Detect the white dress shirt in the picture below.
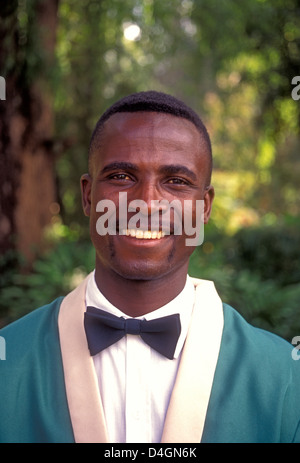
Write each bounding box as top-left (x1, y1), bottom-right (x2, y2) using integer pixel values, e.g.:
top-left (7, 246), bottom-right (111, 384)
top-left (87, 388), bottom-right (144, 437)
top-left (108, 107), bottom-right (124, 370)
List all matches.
top-left (85, 271), bottom-right (195, 443)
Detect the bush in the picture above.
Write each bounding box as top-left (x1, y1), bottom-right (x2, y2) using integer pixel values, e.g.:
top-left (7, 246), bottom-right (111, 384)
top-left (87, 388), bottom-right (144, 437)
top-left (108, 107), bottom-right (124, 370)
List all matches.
top-left (189, 224), bottom-right (300, 341)
top-left (225, 224), bottom-right (300, 286)
top-left (0, 241), bottom-right (95, 327)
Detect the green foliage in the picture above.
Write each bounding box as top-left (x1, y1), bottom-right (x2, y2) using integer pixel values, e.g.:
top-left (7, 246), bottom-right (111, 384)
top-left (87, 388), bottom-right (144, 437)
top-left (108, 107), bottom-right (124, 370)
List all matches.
top-left (0, 240), bottom-right (95, 327)
top-left (189, 223), bottom-right (300, 341)
top-left (0, 0), bottom-right (51, 86)
top-left (225, 224), bottom-right (300, 286)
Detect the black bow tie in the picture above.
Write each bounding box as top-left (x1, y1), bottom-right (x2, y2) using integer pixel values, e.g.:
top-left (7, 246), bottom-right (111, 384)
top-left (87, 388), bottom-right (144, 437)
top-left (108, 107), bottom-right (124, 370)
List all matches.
top-left (84, 306), bottom-right (181, 360)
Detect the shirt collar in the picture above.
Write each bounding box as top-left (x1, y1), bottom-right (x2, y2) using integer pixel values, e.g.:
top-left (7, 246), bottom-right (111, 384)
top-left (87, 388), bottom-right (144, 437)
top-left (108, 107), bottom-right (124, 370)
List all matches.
top-left (85, 270), bottom-right (195, 359)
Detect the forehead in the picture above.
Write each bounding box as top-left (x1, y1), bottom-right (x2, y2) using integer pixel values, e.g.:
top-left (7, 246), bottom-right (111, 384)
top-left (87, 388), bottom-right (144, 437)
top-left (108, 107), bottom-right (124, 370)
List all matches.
top-left (100, 111), bottom-right (201, 147)
top-left (90, 111), bottom-right (209, 172)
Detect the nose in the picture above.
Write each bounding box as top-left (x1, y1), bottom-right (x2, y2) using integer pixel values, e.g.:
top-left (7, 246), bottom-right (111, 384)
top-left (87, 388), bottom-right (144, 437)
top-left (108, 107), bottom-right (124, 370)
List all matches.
top-left (128, 180), bottom-right (169, 216)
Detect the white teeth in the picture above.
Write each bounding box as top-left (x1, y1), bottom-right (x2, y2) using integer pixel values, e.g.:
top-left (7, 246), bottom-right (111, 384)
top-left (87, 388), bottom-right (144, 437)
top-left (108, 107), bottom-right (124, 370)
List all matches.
top-left (121, 229), bottom-right (165, 239)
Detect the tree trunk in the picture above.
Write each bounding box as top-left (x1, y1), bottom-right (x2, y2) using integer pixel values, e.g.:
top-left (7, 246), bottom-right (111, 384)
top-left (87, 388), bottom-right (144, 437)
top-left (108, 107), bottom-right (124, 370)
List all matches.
top-left (0, 0), bottom-right (59, 265)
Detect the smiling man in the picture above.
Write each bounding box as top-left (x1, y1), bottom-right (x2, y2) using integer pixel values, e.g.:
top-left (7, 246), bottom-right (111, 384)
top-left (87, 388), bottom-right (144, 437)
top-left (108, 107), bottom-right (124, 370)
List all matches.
top-left (81, 105), bottom-right (213, 316)
top-left (0, 91), bottom-right (300, 443)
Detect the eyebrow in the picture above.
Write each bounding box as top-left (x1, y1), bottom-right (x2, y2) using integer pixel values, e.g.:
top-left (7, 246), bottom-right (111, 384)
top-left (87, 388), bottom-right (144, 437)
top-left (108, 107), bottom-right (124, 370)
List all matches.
top-left (159, 164), bottom-right (197, 182)
top-left (100, 162), bottom-right (138, 174)
top-left (100, 161), bottom-right (197, 182)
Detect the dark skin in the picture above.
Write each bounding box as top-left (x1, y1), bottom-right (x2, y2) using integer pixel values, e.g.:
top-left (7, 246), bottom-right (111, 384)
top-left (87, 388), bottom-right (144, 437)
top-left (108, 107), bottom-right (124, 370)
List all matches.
top-left (81, 111), bottom-right (214, 317)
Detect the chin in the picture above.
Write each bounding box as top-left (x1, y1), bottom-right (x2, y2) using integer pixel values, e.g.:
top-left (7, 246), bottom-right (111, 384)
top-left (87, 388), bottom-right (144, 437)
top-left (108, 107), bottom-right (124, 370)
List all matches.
top-left (112, 260), bottom-right (173, 281)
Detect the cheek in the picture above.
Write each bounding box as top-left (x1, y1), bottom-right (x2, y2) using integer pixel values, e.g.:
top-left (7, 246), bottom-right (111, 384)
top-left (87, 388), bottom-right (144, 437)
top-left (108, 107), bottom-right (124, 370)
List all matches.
top-left (89, 184), bottom-right (118, 222)
top-left (180, 199), bottom-right (205, 249)
top-left (181, 198), bottom-right (204, 226)
top-left (90, 224), bottom-right (116, 268)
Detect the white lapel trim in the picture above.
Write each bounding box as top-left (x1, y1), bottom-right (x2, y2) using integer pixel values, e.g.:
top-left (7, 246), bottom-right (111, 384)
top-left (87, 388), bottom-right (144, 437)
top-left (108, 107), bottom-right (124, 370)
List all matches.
top-left (161, 278), bottom-right (224, 443)
top-left (58, 274), bottom-right (109, 443)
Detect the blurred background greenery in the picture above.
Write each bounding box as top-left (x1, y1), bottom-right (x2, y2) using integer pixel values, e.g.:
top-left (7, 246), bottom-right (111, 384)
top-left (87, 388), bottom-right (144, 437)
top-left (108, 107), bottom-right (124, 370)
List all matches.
top-left (0, 0), bottom-right (299, 340)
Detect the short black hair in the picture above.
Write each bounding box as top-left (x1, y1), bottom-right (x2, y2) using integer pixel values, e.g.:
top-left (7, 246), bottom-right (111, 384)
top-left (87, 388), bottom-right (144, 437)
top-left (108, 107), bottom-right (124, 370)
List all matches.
top-left (89, 90), bottom-right (212, 180)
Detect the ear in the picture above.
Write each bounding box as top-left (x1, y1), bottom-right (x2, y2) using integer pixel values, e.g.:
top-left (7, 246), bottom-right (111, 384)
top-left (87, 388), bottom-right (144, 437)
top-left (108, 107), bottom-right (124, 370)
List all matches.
top-left (203, 185), bottom-right (214, 224)
top-left (80, 173), bottom-right (92, 217)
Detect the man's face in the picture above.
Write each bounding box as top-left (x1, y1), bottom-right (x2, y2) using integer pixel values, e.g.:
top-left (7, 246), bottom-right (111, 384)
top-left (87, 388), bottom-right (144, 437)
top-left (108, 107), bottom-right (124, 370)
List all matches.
top-left (81, 111), bottom-right (214, 282)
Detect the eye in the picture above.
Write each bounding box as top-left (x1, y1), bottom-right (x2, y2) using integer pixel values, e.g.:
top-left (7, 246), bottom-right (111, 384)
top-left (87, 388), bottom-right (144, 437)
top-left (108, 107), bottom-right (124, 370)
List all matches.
top-left (166, 177), bottom-right (190, 186)
top-left (109, 173), bottom-right (133, 181)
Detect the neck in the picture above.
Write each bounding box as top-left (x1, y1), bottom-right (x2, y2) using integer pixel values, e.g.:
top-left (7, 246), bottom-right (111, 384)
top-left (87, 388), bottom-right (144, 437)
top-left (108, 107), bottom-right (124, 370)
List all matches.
top-left (94, 263), bottom-right (189, 317)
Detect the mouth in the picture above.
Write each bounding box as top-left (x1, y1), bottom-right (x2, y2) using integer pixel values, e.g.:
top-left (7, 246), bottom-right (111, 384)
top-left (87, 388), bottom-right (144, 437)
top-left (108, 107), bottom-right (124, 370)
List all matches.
top-left (120, 229), bottom-right (167, 240)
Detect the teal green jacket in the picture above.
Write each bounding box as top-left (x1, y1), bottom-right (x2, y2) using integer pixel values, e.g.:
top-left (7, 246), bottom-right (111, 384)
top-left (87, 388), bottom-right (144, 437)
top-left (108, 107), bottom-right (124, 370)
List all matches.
top-left (0, 298), bottom-right (300, 443)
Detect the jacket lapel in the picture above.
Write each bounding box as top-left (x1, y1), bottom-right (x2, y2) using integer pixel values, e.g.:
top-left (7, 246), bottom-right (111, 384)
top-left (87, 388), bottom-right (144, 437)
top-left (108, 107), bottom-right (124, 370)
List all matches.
top-left (161, 278), bottom-right (224, 443)
top-left (58, 274), bottom-right (109, 443)
top-left (58, 275), bottom-right (224, 443)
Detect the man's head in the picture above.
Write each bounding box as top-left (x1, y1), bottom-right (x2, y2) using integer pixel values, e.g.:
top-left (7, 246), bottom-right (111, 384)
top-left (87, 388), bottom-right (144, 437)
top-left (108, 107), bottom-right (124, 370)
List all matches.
top-left (88, 90), bottom-right (213, 185)
top-left (81, 91), bottom-right (214, 285)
